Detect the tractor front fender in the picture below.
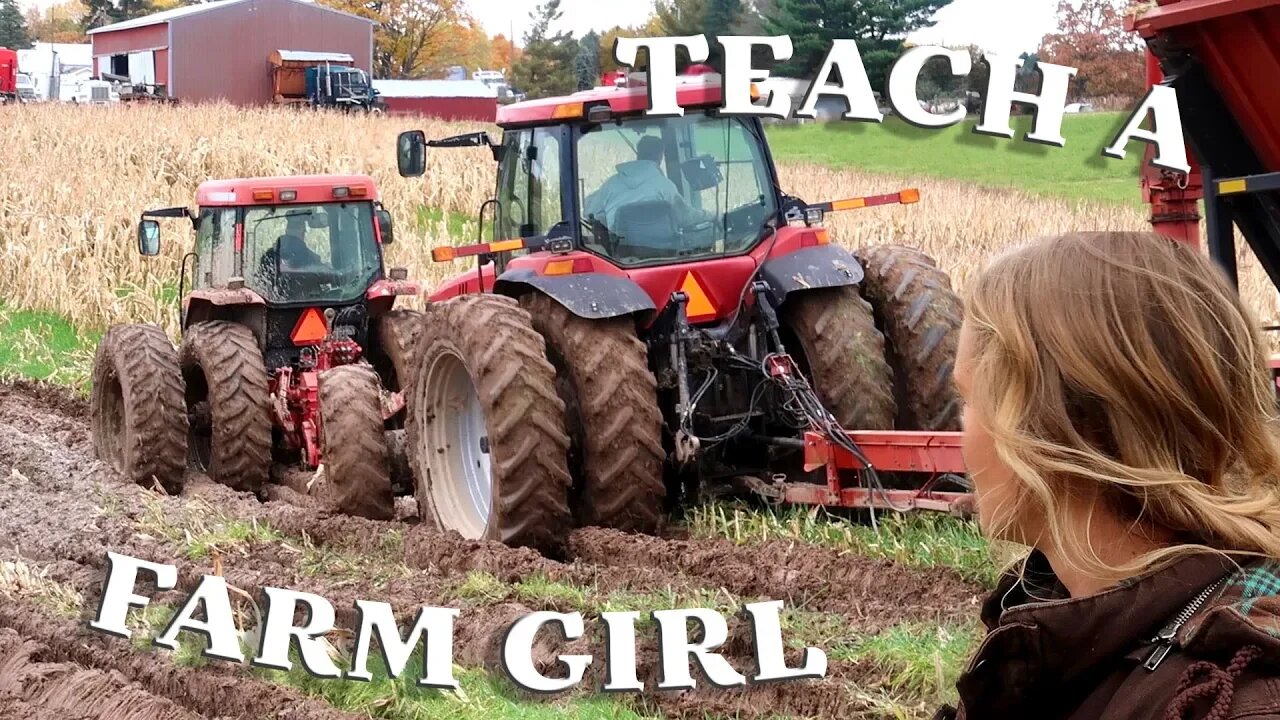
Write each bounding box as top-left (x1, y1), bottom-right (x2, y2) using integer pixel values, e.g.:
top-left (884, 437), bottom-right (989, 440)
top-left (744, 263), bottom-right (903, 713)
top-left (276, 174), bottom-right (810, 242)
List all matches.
top-left (495, 269), bottom-right (656, 321)
top-left (759, 244), bottom-right (865, 305)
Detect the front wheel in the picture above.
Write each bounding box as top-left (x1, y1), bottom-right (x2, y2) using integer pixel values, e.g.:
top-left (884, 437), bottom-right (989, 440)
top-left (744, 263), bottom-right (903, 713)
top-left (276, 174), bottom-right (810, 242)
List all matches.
top-left (406, 294), bottom-right (573, 554)
top-left (780, 285), bottom-right (897, 431)
top-left (317, 364), bottom-right (395, 520)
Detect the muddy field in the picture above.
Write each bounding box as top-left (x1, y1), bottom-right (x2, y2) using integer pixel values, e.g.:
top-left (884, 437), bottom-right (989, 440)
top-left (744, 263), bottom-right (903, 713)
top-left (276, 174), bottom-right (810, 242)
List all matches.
top-left (0, 380), bottom-right (985, 719)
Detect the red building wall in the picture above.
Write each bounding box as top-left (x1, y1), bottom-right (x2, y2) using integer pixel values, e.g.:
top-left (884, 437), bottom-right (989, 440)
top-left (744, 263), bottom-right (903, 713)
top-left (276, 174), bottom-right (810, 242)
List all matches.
top-left (381, 96), bottom-right (497, 123)
top-left (92, 0), bottom-right (372, 104)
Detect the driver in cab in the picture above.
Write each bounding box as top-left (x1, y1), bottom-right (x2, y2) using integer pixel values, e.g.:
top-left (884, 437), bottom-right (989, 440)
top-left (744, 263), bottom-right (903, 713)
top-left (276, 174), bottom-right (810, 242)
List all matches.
top-left (582, 135), bottom-right (713, 249)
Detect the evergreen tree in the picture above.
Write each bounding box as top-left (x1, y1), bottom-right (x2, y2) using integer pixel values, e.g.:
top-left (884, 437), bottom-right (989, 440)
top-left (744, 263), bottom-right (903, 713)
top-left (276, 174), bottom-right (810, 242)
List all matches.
top-left (701, 0), bottom-right (742, 71)
top-left (512, 0), bottom-right (577, 99)
top-left (82, 0), bottom-right (154, 31)
top-left (763, 0), bottom-right (953, 91)
top-left (0, 0), bottom-right (32, 49)
top-left (574, 30), bottom-right (600, 91)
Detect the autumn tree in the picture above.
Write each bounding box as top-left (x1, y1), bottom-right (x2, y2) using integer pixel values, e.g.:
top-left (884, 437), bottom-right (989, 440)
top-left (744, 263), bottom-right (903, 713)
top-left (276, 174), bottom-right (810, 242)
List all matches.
top-left (598, 21), bottom-right (662, 73)
top-left (512, 0), bottom-right (576, 98)
top-left (25, 0), bottom-right (89, 43)
top-left (317, 0), bottom-right (464, 78)
top-left (0, 0), bottom-right (32, 48)
top-left (81, 0), bottom-right (153, 30)
top-left (423, 18), bottom-right (495, 77)
top-left (1039, 0), bottom-right (1144, 101)
top-left (491, 33), bottom-right (519, 75)
top-left (574, 30), bottom-right (600, 90)
top-left (763, 0), bottom-right (953, 91)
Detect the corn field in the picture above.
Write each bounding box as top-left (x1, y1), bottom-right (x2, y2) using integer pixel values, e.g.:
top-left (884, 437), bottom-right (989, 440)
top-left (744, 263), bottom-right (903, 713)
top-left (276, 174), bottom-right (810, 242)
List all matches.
top-left (2, 102), bottom-right (1277, 342)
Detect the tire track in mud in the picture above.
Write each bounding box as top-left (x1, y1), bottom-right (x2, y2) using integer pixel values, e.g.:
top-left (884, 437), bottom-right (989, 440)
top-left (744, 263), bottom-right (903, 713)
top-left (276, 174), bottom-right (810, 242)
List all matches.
top-left (0, 381), bottom-right (980, 718)
top-left (0, 595), bottom-right (366, 720)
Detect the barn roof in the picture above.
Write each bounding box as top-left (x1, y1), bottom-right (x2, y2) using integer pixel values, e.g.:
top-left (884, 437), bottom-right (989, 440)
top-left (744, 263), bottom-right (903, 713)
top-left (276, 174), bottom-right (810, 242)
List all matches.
top-left (275, 50), bottom-right (354, 63)
top-left (372, 79), bottom-right (497, 99)
top-left (87, 0), bottom-right (374, 35)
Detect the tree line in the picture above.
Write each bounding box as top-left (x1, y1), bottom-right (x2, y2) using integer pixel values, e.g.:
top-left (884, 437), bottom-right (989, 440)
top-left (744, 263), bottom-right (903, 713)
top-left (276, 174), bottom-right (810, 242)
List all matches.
top-left (2, 0), bottom-right (1146, 107)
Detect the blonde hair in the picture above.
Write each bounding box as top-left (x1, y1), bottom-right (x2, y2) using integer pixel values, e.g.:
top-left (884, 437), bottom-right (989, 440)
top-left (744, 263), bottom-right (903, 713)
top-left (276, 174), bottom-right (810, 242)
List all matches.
top-left (963, 231), bottom-right (1280, 583)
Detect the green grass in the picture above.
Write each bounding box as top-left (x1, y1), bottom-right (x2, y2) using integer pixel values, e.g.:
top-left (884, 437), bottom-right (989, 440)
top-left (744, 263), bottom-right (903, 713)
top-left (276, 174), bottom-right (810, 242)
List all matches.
top-left (139, 495), bottom-right (284, 561)
top-left (764, 112), bottom-right (1146, 206)
top-left (0, 303), bottom-right (99, 392)
top-left (687, 504), bottom-right (999, 588)
top-left (417, 205), bottom-right (487, 241)
top-left (836, 620), bottom-right (983, 709)
top-left (252, 643), bottom-right (655, 720)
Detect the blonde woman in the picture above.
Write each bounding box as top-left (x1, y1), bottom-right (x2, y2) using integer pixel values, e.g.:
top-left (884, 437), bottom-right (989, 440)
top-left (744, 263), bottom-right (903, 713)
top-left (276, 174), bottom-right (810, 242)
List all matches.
top-left (940, 231), bottom-right (1280, 720)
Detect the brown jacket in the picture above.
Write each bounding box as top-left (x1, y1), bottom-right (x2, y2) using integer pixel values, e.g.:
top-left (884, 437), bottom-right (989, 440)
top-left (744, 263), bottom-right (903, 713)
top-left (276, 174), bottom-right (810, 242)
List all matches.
top-left (937, 550), bottom-right (1280, 720)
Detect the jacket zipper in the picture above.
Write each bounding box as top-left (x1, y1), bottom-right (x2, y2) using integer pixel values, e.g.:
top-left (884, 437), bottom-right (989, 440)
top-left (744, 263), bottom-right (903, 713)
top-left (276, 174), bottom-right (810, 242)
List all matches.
top-left (1143, 575), bottom-right (1228, 671)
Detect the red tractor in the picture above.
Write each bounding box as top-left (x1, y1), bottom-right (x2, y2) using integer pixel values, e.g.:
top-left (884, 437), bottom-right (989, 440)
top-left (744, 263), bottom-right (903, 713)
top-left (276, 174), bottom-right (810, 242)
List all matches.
top-left (89, 174), bottom-right (422, 520)
top-left (395, 77), bottom-right (969, 553)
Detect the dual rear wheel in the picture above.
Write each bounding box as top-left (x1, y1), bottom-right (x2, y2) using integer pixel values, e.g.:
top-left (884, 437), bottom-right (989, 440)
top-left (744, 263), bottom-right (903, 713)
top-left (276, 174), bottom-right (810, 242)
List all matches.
top-left (406, 244), bottom-right (962, 554)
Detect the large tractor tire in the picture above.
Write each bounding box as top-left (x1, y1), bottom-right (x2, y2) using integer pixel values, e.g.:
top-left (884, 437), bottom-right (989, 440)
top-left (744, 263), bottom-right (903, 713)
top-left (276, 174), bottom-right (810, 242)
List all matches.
top-left (317, 364), bottom-right (395, 520)
top-left (179, 321), bottom-right (272, 493)
top-left (780, 285), bottom-right (897, 431)
top-left (369, 308), bottom-right (424, 409)
top-left (519, 293), bottom-right (666, 535)
top-left (853, 244), bottom-right (964, 431)
top-left (370, 308), bottom-right (425, 495)
top-left (89, 323), bottom-right (188, 494)
top-left (407, 294), bottom-right (573, 554)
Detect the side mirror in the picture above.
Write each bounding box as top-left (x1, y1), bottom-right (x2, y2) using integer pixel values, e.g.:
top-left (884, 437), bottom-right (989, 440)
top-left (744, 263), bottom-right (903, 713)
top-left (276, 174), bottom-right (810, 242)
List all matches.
top-left (138, 219), bottom-right (160, 256)
top-left (397, 130), bottom-right (426, 177)
top-left (377, 207), bottom-right (394, 245)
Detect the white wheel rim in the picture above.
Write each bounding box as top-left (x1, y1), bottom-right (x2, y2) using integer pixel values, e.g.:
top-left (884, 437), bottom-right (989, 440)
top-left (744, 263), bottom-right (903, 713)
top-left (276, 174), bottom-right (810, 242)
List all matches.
top-left (425, 349), bottom-right (492, 537)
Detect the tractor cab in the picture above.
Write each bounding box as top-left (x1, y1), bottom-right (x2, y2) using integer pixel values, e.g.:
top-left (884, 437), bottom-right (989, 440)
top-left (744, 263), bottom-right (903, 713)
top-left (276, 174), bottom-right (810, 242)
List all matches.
top-left (137, 174), bottom-right (414, 370)
top-left (399, 76), bottom-right (785, 273)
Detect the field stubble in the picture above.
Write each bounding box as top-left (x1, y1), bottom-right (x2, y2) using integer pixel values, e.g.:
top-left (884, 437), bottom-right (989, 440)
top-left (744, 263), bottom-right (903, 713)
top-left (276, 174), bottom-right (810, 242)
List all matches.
top-left (3, 102), bottom-right (1276, 343)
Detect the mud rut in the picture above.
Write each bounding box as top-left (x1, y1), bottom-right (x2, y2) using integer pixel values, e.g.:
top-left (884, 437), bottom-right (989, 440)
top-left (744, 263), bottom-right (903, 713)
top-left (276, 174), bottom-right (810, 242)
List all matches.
top-left (0, 381), bottom-right (984, 719)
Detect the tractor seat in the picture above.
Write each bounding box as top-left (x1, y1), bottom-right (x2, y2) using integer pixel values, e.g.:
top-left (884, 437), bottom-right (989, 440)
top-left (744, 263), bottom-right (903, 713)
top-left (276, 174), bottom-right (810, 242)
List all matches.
top-left (612, 200), bottom-right (679, 259)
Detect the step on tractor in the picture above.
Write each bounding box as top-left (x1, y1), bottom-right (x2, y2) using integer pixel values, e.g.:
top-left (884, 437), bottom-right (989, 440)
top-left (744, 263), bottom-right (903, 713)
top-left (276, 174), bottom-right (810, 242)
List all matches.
top-left (395, 75), bottom-right (972, 554)
top-left (89, 175), bottom-right (422, 520)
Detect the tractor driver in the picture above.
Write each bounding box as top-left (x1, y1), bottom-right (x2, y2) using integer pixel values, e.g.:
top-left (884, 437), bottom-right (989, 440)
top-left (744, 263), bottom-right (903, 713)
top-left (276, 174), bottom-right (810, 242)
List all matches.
top-left (255, 231), bottom-right (326, 296)
top-left (582, 134), bottom-right (713, 252)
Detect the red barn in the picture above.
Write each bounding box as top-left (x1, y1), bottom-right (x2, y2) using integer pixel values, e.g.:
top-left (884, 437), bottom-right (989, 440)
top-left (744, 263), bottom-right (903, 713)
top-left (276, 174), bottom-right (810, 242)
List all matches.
top-left (87, 0), bottom-right (373, 105)
top-left (372, 79), bottom-right (497, 123)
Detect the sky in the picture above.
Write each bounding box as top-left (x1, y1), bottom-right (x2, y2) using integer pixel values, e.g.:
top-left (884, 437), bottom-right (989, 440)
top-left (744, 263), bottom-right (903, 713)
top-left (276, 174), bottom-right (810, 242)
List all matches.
top-left (17, 0), bottom-right (1062, 58)
top-left (466, 0), bottom-right (1061, 57)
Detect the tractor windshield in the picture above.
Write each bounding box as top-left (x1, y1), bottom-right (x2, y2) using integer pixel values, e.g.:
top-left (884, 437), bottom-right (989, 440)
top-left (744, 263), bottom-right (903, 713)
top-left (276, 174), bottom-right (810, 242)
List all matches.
top-left (576, 111), bottom-right (778, 267)
top-left (244, 201), bottom-right (382, 304)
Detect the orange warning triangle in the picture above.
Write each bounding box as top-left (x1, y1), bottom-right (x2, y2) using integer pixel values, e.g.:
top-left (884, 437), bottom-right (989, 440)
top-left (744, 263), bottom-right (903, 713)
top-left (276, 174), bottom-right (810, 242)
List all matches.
top-left (291, 308), bottom-right (329, 345)
top-left (679, 272), bottom-right (717, 320)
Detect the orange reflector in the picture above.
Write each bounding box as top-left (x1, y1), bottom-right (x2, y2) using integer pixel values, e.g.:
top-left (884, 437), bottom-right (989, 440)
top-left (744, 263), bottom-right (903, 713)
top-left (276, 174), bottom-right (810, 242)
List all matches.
top-left (489, 238), bottom-right (524, 253)
top-left (750, 83), bottom-right (761, 100)
top-left (431, 246), bottom-right (457, 262)
top-left (815, 229), bottom-right (830, 245)
top-left (350, 186), bottom-right (368, 197)
top-left (253, 189), bottom-right (274, 202)
top-left (679, 272), bottom-right (717, 320)
top-left (831, 197), bottom-right (866, 211)
top-left (899, 188), bottom-right (920, 204)
top-left (552, 102), bottom-right (583, 119)
top-left (544, 259), bottom-right (575, 276)
top-left (291, 308), bottom-right (329, 346)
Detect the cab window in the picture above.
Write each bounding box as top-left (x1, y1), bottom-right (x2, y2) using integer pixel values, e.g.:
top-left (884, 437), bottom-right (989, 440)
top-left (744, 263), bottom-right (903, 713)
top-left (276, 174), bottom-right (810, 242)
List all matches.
top-left (194, 208), bottom-right (236, 288)
top-left (496, 128), bottom-right (564, 240)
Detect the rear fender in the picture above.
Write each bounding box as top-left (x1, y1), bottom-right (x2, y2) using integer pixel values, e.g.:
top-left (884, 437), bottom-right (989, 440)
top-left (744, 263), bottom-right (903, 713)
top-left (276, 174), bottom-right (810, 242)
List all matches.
top-left (495, 269), bottom-right (656, 321)
top-left (181, 289), bottom-right (267, 343)
top-left (759, 244), bottom-right (864, 305)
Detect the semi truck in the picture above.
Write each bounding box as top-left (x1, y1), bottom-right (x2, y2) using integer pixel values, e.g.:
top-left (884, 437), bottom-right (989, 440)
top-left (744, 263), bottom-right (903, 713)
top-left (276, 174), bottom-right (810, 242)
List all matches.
top-left (269, 49), bottom-right (385, 112)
